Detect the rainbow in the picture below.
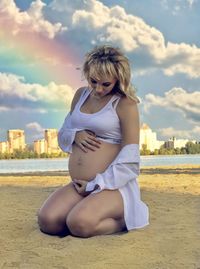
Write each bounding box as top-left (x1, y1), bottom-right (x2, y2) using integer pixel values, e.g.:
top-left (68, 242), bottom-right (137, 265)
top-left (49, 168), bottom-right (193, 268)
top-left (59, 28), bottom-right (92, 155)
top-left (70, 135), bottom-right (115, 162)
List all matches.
top-left (0, 24), bottom-right (82, 88)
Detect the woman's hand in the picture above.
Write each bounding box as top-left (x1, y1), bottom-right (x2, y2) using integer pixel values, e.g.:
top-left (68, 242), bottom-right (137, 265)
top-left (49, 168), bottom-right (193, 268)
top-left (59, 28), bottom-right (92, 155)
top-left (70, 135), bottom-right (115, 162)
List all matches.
top-left (74, 130), bottom-right (102, 152)
top-left (72, 179), bottom-right (90, 197)
top-left (72, 179), bottom-right (99, 196)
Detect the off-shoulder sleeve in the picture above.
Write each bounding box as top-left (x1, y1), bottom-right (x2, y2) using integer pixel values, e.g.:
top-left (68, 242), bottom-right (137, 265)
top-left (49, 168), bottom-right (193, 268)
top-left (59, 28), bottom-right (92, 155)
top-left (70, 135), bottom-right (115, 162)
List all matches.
top-left (85, 144), bottom-right (140, 193)
top-left (58, 112), bottom-right (84, 153)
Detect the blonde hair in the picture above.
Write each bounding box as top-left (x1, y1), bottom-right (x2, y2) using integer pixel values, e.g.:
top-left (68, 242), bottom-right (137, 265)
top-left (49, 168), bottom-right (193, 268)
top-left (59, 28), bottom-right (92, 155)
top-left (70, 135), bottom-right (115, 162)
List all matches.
top-left (82, 45), bottom-right (139, 103)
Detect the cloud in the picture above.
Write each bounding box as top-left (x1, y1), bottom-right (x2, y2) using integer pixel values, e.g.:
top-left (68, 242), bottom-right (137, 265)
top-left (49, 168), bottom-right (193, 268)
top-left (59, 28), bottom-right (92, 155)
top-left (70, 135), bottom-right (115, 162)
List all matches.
top-left (187, 0), bottom-right (195, 7)
top-left (2, 0), bottom-right (200, 78)
top-left (0, 105), bottom-right (48, 113)
top-left (185, 0), bottom-right (198, 8)
top-left (0, 0), bottom-right (66, 39)
top-left (143, 87), bottom-right (200, 123)
top-left (71, 1), bottom-right (165, 53)
top-left (0, 72), bottom-right (74, 111)
top-left (163, 43), bottom-right (200, 78)
top-left (26, 122), bottom-right (44, 133)
top-left (158, 126), bottom-right (200, 140)
top-left (0, 72), bottom-right (73, 103)
top-left (0, 106), bottom-right (10, 112)
top-left (161, 0), bottom-right (197, 11)
top-left (26, 121), bottom-right (45, 141)
top-left (0, 0), bottom-right (71, 68)
top-left (72, 1), bottom-right (110, 28)
top-left (48, 0), bottom-right (200, 78)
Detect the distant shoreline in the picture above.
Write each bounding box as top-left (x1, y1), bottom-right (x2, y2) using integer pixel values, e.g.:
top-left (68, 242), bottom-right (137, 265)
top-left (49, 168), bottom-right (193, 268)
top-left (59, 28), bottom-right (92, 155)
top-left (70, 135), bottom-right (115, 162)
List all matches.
top-left (0, 153), bottom-right (200, 161)
top-left (0, 164), bottom-right (199, 177)
top-left (0, 170), bottom-right (70, 177)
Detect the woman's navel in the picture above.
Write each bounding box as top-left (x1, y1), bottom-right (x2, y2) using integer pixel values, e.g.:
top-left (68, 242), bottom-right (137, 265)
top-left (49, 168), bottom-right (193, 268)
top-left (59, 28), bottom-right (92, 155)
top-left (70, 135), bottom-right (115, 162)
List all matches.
top-left (77, 156), bottom-right (83, 166)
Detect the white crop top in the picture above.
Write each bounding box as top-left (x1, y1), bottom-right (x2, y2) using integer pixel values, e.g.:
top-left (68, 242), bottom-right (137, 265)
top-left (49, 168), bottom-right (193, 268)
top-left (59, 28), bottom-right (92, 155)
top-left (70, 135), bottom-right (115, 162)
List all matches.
top-left (69, 87), bottom-right (122, 144)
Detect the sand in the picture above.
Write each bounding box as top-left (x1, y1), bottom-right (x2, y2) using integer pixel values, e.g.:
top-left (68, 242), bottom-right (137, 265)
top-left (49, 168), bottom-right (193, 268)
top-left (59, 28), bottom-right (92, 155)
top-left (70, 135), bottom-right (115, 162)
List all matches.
top-left (0, 165), bottom-right (199, 269)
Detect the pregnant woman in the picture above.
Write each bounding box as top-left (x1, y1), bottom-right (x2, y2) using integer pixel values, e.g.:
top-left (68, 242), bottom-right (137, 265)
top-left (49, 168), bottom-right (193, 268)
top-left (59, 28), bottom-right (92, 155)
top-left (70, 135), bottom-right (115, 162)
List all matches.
top-left (38, 45), bottom-right (149, 238)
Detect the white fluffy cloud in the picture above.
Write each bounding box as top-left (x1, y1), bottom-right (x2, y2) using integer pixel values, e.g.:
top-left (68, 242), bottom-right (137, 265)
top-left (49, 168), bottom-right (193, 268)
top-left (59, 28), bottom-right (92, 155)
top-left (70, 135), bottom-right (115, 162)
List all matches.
top-left (161, 0), bottom-right (197, 12)
top-left (163, 43), bottom-right (200, 78)
top-left (2, 0), bottom-right (200, 78)
top-left (187, 0), bottom-right (195, 7)
top-left (72, 1), bottom-right (165, 53)
top-left (26, 122), bottom-right (44, 132)
top-left (26, 122), bottom-right (46, 141)
top-left (0, 105), bottom-right (47, 113)
top-left (52, 0), bottom-right (200, 78)
top-left (0, 72), bottom-right (74, 110)
top-left (143, 87), bottom-right (200, 123)
top-left (0, 0), bottom-right (66, 38)
top-left (0, 106), bottom-right (9, 112)
top-left (158, 126), bottom-right (200, 140)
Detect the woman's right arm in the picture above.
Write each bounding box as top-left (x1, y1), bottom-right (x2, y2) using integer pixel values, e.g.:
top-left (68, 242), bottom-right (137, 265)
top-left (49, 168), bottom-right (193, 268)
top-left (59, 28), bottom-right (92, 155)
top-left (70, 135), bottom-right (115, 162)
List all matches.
top-left (57, 87), bottom-right (86, 153)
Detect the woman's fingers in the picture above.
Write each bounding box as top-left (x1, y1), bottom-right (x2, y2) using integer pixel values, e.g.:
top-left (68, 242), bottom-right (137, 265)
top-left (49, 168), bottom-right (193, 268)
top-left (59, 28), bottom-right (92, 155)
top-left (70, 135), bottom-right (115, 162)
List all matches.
top-left (77, 132), bottom-right (102, 152)
top-left (74, 183), bottom-right (81, 194)
top-left (83, 140), bottom-right (100, 151)
top-left (73, 180), bottom-right (88, 196)
top-left (87, 135), bottom-right (102, 147)
top-left (83, 143), bottom-right (96, 151)
top-left (85, 130), bottom-right (96, 136)
top-left (78, 142), bottom-right (88, 153)
top-left (73, 180), bottom-right (80, 187)
top-left (89, 134), bottom-right (102, 144)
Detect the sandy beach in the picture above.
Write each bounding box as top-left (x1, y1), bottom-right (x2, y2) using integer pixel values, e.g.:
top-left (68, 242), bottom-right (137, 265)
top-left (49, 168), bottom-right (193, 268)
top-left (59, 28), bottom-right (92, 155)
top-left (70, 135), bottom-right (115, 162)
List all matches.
top-left (0, 165), bottom-right (199, 269)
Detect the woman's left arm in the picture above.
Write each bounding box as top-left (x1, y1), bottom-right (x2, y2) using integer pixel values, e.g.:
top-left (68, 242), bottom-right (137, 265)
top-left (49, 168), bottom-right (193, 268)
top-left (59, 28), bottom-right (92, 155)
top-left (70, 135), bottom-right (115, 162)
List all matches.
top-left (85, 97), bottom-right (141, 193)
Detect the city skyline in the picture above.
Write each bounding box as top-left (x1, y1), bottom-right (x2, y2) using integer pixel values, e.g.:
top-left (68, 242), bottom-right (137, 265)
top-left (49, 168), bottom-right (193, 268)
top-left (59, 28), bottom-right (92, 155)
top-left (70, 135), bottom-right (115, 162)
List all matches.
top-left (0, 122), bottom-right (198, 145)
top-left (0, 0), bottom-right (199, 143)
top-left (0, 124), bottom-right (197, 155)
top-left (0, 128), bottom-right (61, 155)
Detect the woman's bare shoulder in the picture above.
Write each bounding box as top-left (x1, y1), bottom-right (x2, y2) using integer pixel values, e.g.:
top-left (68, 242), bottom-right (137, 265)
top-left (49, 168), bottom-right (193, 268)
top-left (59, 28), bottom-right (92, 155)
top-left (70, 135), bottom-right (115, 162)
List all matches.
top-left (70, 87), bottom-right (86, 113)
top-left (117, 95), bottom-right (138, 117)
top-left (117, 96), bottom-right (140, 144)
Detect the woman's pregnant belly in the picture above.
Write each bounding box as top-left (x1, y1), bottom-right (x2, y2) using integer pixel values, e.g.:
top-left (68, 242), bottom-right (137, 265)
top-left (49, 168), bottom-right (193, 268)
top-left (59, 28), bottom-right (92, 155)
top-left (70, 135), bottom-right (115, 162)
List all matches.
top-left (68, 140), bottom-right (121, 181)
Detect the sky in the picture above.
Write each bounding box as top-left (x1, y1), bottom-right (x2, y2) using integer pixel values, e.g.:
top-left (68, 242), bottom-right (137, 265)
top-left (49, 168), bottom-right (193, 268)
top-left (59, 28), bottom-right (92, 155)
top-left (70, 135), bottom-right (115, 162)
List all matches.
top-left (0, 0), bottom-right (200, 144)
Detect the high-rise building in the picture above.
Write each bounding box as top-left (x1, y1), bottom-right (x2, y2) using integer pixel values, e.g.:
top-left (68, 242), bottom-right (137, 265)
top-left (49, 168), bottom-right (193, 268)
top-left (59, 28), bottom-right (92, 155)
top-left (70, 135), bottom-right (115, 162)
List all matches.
top-left (173, 138), bottom-right (191, 148)
top-left (164, 140), bottom-right (174, 149)
top-left (7, 129), bottom-right (26, 153)
top-left (0, 141), bottom-right (9, 153)
top-left (140, 123), bottom-right (164, 151)
top-left (34, 139), bottom-right (46, 154)
top-left (44, 129), bottom-right (60, 154)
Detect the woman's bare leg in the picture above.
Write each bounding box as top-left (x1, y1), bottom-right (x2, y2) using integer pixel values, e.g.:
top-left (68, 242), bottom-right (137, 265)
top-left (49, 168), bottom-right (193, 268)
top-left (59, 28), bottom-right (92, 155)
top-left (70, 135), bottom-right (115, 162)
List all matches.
top-left (66, 189), bottom-right (127, 238)
top-left (93, 217), bottom-right (127, 235)
top-left (37, 182), bottom-right (84, 235)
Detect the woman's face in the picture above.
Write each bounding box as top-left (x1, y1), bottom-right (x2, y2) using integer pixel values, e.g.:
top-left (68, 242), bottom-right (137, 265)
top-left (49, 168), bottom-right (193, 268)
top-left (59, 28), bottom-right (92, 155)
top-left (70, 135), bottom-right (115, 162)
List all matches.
top-left (89, 76), bottom-right (117, 98)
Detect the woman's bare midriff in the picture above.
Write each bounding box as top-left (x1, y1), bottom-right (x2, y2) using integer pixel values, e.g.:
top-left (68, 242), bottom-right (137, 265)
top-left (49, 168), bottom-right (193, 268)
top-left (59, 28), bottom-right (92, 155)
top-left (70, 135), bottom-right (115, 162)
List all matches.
top-left (68, 140), bottom-right (121, 181)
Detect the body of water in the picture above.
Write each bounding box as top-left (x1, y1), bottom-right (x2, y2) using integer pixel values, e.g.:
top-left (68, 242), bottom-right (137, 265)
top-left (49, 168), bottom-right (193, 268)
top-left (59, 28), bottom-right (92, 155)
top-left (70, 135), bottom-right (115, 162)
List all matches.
top-left (0, 154), bottom-right (199, 174)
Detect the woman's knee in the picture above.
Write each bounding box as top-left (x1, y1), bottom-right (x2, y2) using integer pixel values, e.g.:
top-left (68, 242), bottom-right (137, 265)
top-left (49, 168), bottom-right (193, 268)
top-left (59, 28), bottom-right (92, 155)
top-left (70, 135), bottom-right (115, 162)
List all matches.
top-left (66, 211), bottom-right (96, 238)
top-left (37, 207), bottom-right (51, 227)
top-left (37, 207), bottom-right (65, 235)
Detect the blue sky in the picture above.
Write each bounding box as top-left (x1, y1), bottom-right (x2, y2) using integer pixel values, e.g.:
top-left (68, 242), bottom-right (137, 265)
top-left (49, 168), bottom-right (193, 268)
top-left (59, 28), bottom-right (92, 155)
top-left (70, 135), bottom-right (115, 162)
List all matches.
top-left (0, 0), bottom-right (200, 144)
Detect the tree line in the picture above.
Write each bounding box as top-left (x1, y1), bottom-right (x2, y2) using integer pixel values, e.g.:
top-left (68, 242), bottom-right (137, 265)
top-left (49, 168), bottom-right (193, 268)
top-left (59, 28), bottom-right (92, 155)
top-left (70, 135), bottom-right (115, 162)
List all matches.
top-left (0, 149), bottom-right (68, 160)
top-left (0, 141), bottom-right (199, 159)
top-left (140, 141), bottom-right (200, 155)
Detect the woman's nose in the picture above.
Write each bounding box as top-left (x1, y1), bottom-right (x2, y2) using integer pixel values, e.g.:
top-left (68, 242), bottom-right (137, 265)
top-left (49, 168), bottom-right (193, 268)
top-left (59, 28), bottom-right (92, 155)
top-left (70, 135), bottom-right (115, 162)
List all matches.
top-left (96, 84), bottom-right (103, 92)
